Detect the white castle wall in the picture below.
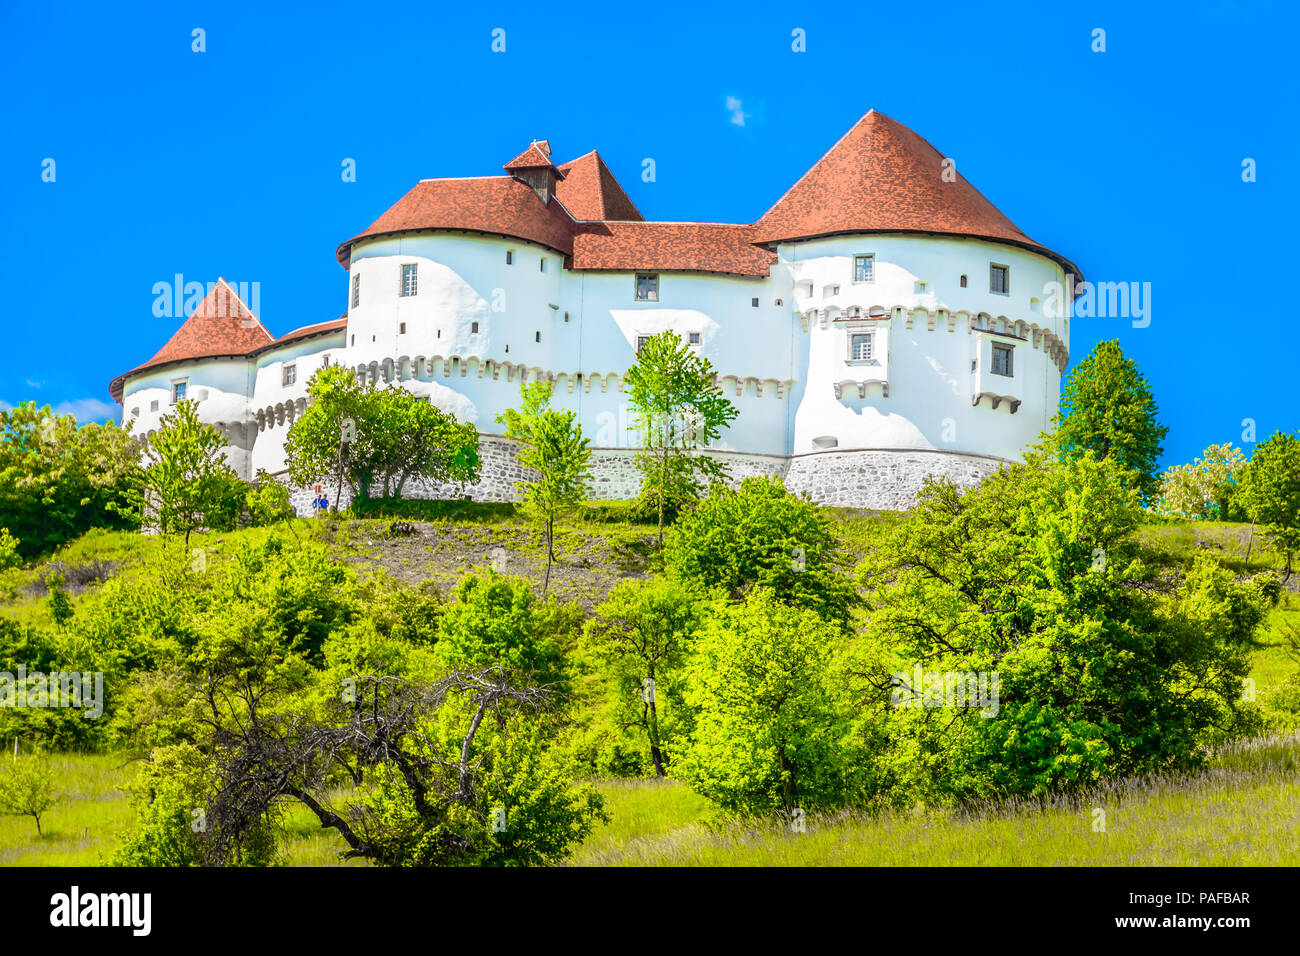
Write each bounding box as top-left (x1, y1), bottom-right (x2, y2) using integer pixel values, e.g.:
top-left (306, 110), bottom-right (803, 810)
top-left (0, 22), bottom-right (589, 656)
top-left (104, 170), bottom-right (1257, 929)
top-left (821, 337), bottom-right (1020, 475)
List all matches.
top-left (781, 235), bottom-right (1068, 460)
top-left (121, 230), bottom-right (1067, 513)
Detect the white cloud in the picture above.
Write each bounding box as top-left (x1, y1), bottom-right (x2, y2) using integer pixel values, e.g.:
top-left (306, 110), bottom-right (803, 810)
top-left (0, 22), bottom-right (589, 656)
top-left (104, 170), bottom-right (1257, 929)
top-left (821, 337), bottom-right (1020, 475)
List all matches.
top-left (25, 379), bottom-right (43, 389)
top-left (726, 96), bottom-right (749, 127)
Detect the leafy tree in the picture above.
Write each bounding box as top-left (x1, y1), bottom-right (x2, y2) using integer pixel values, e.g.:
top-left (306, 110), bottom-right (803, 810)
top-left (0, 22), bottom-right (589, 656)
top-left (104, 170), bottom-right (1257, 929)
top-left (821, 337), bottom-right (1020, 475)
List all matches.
top-left (0, 402), bottom-right (139, 557)
top-left (1237, 431), bottom-right (1300, 580)
top-left (0, 753), bottom-right (58, 837)
top-left (624, 331), bottom-right (738, 542)
top-left (287, 367), bottom-right (480, 505)
top-left (130, 400), bottom-right (241, 553)
top-left (1051, 340), bottom-right (1168, 501)
top-left (664, 475), bottom-right (857, 627)
top-left (354, 387), bottom-right (480, 499)
top-left (499, 381), bottom-right (591, 593)
top-left (496, 380), bottom-right (554, 445)
top-left (0, 528), bottom-right (19, 570)
top-left (284, 364), bottom-right (367, 509)
top-left (678, 589), bottom-right (854, 816)
top-left (244, 470), bottom-right (295, 526)
top-left (1154, 442), bottom-right (1247, 520)
top-left (433, 573), bottom-right (566, 687)
top-left (46, 575), bottom-right (73, 629)
top-left (579, 578), bottom-right (704, 776)
top-left (856, 449), bottom-right (1271, 801)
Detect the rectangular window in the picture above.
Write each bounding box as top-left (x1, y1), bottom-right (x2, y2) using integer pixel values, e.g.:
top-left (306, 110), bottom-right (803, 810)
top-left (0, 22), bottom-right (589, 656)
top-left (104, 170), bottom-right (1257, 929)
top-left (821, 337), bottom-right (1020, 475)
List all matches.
top-left (848, 332), bottom-right (874, 362)
top-left (351, 273), bottom-right (361, 308)
top-left (539, 257), bottom-right (547, 273)
top-left (506, 250), bottom-right (513, 265)
top-left (399, 322), bottom-right (406, 334)
top-left (150, 399), bottom-right (159, 412)
top-left (282, 364), bottom-right (296, 387)
top-left (636, 335), bottom-right (653, 355)
top-left (688, 331), bottom-right (701, 345)
top-left (960, 274), bottom-right (968, 288)
top-left (990, 264), bottom-right (1009, 295)
top-left (751, 297), bottom-right (759, 307)
top-left (171, 380), bottom-right (188, 404)
top-left (535, 331), bottom-right (541, 342)
top-left (991, 343), bottom-right (1014, 376)
top-left (854, 254), bottom-right (874, 283)
top-left (401, 263), bottom-right (418, 297)
top-left (635, 273), bottom-right (659, 301)
top-left (471, 321), bottom-right (479, 333)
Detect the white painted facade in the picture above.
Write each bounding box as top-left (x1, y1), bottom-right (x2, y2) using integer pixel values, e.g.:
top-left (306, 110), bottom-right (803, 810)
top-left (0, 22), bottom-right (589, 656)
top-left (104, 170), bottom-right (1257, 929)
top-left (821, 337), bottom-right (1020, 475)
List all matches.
top-left (119, 228), bottom-right (1069, 508)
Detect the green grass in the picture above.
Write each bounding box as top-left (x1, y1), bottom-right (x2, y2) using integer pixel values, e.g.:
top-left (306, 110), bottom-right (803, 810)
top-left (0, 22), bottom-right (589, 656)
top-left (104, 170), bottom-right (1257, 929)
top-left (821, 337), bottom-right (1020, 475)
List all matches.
top-left (571, 735), bottom-right (1300, 866)
top-left (5, 737), bottom-right (1298, 867)
top-left (0, 753), bottom-right (134, 866)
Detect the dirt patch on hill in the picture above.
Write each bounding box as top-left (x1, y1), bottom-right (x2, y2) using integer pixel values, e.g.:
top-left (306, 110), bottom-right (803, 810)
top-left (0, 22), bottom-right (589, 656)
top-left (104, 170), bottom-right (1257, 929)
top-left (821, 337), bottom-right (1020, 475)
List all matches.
top-left (341, 520), bottom-right (659, 610)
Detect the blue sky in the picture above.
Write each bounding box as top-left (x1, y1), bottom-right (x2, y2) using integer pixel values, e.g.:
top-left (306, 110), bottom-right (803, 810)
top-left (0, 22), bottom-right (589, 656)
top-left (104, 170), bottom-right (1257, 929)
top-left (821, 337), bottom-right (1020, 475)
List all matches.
top-left (1, 0), bottom-right (1295, 467)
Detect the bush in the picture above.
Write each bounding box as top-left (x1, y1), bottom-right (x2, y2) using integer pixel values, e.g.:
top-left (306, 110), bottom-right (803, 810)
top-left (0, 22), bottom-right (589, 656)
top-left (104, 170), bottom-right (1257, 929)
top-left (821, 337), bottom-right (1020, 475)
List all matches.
top-left (677, 590), bottom-right (857, 815)
top-left (244, 471), bottom-right (294, 527)
top-left (858, 449), bottom-right (1272, 802)
top-left (664, 475), bottom-right (856, 626)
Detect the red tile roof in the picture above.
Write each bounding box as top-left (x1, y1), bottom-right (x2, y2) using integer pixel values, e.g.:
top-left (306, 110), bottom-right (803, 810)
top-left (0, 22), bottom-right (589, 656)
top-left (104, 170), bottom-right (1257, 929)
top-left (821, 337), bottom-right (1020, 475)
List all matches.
top-left (251, 316), bottom-right (348, 355)
top-left (335, 175), bottom-right (575, 267)
top-left (556, 151), bottom-right (644, 222)
top-left (754, 110), bottom-right (1080, 278)
top-left (572, 222), bottom-right (774, 277)
top-left (110, 283), bottom-right (347, 402)
top-left (503, 140), bottom-right (564, 176)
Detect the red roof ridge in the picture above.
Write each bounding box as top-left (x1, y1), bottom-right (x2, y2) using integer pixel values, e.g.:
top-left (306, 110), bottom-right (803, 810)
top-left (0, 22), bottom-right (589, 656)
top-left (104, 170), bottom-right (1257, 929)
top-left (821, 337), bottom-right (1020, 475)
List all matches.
top-left (503, 141), bottom-right (565, 178)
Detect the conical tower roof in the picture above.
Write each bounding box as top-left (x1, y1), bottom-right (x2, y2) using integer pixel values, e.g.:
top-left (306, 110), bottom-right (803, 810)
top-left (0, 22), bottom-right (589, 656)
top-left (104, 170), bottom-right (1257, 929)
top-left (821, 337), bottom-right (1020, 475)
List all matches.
top-left (754, 110), bottom-right (1078, 278)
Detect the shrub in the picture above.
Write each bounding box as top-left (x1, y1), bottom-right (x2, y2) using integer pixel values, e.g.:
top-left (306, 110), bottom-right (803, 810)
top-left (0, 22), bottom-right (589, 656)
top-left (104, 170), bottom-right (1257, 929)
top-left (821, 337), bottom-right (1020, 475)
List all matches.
top-left (664, 475), bottom-right (856, 626)
top-left (677, 590), bottom-right (856, 816)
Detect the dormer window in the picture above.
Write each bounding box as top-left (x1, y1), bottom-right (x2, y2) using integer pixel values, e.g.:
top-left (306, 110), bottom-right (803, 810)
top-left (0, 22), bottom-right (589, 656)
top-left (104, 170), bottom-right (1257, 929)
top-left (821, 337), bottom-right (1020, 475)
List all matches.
top-left (635, 273), bottom-right (659, 301)
top-left (401, 263), bottom-right (418, 297)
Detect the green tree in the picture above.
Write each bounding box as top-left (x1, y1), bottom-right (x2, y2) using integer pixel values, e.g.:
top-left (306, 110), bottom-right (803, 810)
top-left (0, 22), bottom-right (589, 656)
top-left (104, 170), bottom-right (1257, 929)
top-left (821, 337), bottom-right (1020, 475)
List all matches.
top-left (0, 402), bottom-right (139, 557)
top-left (284, 365), bottom-right (370, 509)
top-left (664, 475), bottom-right (856, 627)
top-left (244, 470), bottom-right (295, 526)
top-left (580, 578), bottom-right (704, 776)
top-left (678, 590), bottom-right (854, 816)
top-left (1237, 431), bottom-right (1300, 580)
top-left (0, 528), bottom-right (19, 570)
top-left (433, 573), bottom-right (567, 687)
top-left (1051, 340), bottom-right (1168, 501)
top-left (624, 331), bottom-right (738, 542)
top-left (287, 367), bottom-right (480, 505)
top-left (857, 449), bottom-right (1271, 801)
top-left (0, 753), bottom-right (58, 837)
top-left (499, 381), bottom-right (591, 593)
top-left (1154, 442), bottom-right (1247, 520)
top-left (132, 401), bottom-right (241, 553)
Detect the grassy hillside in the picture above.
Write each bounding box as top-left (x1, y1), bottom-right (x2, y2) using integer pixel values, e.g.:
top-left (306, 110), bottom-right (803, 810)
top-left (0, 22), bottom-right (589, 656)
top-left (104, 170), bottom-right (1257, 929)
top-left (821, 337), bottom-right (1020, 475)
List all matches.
top-left (1, 508), bottom-right (1298, 866)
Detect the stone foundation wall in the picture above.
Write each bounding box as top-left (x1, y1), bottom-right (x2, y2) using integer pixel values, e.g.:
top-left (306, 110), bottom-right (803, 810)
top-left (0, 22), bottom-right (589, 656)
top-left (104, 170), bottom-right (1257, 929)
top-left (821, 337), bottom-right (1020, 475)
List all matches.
top-left (277, 434), bottom-right (1010, 516)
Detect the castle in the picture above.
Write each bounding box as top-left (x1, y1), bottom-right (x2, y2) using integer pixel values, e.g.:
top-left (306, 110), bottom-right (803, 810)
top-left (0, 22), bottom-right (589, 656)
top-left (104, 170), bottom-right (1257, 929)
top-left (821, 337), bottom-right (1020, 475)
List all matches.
top-left (111, 110), bottom-right (1080, 513)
